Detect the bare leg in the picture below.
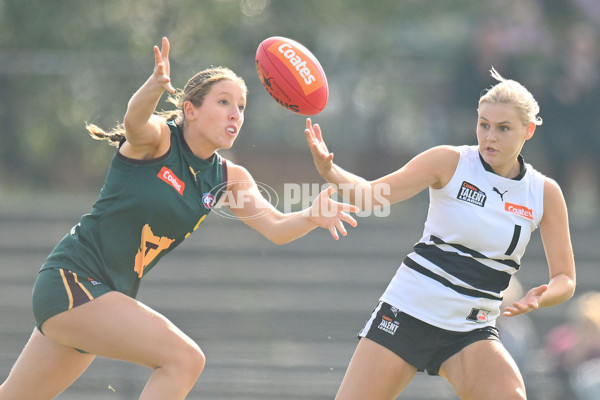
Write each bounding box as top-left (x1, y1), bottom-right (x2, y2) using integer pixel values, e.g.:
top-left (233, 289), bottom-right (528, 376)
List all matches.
top-left (335, 338), bottom-right (417, 400)
top-left (43, 291), bottom-right (205, 400)
top-left (3, 291), bottom-right (205, 400)
top-left (440, 340), bottom-right (526, 400)
top-left (0, 328), bottom-right (95, 399)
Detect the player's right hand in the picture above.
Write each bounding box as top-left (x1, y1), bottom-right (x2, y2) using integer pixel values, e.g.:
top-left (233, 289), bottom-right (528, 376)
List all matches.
top-left (305, 118), bottom-right (334, 178)
top-left (153, 37), bottom-right (175, 94)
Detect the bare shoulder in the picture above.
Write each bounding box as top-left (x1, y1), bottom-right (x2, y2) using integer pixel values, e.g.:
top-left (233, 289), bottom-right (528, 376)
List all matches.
top-left (426, 145), bottom-right (460, 161)
top-left (543, 177), bottom-right (567, 210)
top-left (225, 160), bottom-right (255, 190)
top-left (539, 176), bottom-right (570, 231)
top-left (120, 116), bottom-right (171, 160)
top-left (225, 159), bottom-right (250, 178)
top-left (419, 145), bottom-right (460, 189)
top-left (407, 145), bottom-right (459, 167)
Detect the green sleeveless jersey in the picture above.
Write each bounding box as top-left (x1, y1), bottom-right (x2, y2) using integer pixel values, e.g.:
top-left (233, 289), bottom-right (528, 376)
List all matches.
top-left (42, 121), bottom-right (227, 297)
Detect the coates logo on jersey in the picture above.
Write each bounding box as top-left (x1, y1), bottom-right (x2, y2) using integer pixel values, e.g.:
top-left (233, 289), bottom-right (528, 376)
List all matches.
top-left (505, 202), bottom-right (534, 220)
top-left (504, 203), bottom-right (533, 219)
top-left (158, 166), bottom-right (185, 195)
top-left (202, 193), bottom-right (216, 209)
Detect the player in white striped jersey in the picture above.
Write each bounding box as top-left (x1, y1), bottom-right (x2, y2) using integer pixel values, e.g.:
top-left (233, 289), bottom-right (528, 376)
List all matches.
top-left (305, 68), bottom-right (576, 400)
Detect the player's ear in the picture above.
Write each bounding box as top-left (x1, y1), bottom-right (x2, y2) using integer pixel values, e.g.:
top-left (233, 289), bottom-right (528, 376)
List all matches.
top-left (183, 101), bottom-right (197, 120)
top-left (525, 122), bottom-right (536, 140)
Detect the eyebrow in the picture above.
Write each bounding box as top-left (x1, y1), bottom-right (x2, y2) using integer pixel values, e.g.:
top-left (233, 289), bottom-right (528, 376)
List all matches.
top-left (215, 90), bottom-right (246, 100)
top-left (478, 116), bottom-right (512, 125)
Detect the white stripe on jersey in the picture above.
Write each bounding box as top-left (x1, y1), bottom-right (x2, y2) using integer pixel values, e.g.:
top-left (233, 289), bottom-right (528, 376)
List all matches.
top-left (380, 145), bottom-right (545, 331)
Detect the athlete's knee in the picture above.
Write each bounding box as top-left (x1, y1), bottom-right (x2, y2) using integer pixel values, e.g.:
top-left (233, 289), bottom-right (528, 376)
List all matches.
top-left (490, 388), bottom-right (526, 400)
top-left (183, 344), bottom-right (206, 378)
top-left (165, 340), bottom-right (206, 381)
top-left (502, 387), bottom-right (527, 400)
top-left (457, 386), bottom-right (526, 400)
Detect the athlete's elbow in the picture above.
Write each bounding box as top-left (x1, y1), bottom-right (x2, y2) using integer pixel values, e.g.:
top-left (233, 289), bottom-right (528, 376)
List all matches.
top-left (565, 276), bottom-right (577, 300)
top-left (562, 269), bottom-right (577, 298)
top-left (267, 233), bottom-right (293, 246)
top-left (551, 273), bottom-right (577, 305)
top-left (122, 117), bottom-right (144, 137)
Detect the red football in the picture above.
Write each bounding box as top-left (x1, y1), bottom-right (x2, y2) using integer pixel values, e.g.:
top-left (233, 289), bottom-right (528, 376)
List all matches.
top-left (256, 36), bottom-right (329, 116)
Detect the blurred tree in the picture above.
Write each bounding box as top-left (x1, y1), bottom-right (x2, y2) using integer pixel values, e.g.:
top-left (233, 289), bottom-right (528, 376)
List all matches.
top-left (0, 0), bottom-right (593, 198)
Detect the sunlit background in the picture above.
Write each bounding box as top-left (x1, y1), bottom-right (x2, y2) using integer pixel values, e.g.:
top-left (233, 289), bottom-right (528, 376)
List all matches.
top-left (1, 1), bottom-right (599, 399)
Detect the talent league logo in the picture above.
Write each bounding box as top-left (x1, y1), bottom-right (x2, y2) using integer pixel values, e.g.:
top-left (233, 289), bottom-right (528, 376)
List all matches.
top-left (457, 181), bottom-right (487, 207)
top-left (377, 315), bottom-right (399, 335)
top-left (87, 277), bottom-right (102, 286)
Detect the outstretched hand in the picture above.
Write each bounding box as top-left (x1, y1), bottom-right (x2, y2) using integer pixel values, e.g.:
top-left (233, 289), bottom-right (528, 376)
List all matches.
top-left (153, 37), bottom-right (175, 94)
top-left (305, 118), bottom-right (334, 178)
top-left (503, 284), bottom-right (548, 317)
top-left (307, 186), bottom-right (358, 240)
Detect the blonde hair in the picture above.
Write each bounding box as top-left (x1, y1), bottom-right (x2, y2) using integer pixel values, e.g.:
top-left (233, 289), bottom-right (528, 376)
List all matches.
top-left (478, 67), bottom-right (542, 127)
top-left (87, 66), bottom-right (247, 147)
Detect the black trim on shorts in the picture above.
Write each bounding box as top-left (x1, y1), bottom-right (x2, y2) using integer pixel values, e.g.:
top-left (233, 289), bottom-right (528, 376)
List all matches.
top-left (359, 302), bottom-right (501, 376)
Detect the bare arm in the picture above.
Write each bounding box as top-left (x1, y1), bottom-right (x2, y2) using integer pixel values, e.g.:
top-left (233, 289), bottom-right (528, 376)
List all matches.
top-left (121, 37), bottom-right (176, 160)
top-left (224, 162), bottom-right (358, 244)
top-left (503, 178), bottom-right (576, 317)
top-left (305, 118), bottom-right (459, 209)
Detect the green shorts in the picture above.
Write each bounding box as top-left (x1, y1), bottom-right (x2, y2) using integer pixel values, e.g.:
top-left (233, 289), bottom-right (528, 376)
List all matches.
top-left (32, 267), bottom-right (112, 333)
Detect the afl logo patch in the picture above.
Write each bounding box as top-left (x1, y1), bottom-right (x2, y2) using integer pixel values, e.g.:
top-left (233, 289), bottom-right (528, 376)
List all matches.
top-left (457, 181), bottom-right (486, 207)
top-left (202, 193), bottom-right (216, 209)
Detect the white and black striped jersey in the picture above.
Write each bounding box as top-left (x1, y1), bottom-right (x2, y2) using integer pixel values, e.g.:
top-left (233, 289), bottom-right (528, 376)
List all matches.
top-left (380, 145), bottom-right (546, 331)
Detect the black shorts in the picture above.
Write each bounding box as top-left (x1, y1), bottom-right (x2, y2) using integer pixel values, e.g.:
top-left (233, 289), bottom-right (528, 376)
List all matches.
top-left (358, 302), bottom-right (500, 376)
top-left (32, 267), bottom-right (112, 333)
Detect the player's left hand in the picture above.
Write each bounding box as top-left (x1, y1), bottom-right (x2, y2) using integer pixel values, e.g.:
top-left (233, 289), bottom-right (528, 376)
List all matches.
top-left (502, 284), bottom-right (548, 317)
top-left (306, 186), bottom-right (358, 240)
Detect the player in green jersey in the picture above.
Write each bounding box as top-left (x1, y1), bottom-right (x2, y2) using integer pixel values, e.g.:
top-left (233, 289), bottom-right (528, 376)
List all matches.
top-left (0, 37), bottom-right (358, 400)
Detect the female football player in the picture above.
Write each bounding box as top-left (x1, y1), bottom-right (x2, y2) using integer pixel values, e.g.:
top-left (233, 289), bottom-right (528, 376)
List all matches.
top-left (305, 68), bottom-right (576, 400)
top-left (0, 37), bottom-right (358, 400)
